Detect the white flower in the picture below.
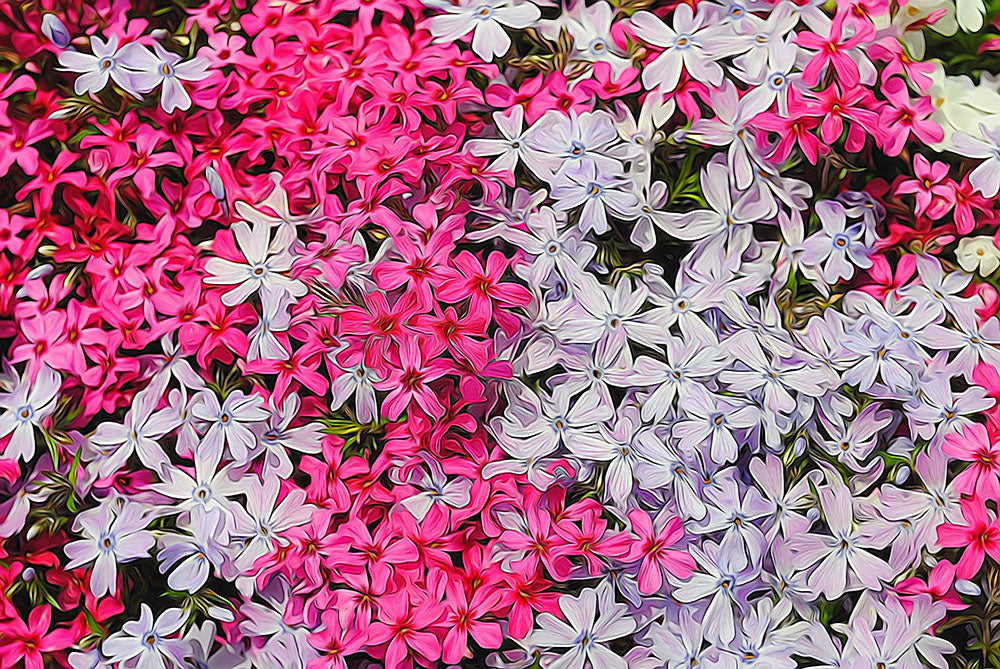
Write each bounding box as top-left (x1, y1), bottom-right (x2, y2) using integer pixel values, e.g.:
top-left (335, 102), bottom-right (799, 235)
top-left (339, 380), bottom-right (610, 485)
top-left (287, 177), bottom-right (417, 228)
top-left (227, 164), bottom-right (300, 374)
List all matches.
top-left (425, 0), bottom-right (541, 61)
top-left (399, 455), bottom-right (473, 521)
top-left (952, 124), bottom-right (1000, 197)
top-left (203, 215), bottom-right (307, 310)
top-left (531, 581), bottom-right (636, 669)
top-left (467, 105), bottom-right (540, 174)
top-left (955, 235), bottom-right (1000, 276)
top-left (64, 500), bottom-right (155, 597)
top-left (551, 160), bottom-right (639, 235)
top-left (956, 0), bottom-right (985, 31)
top-left (118, 41), bottom-right (211, 112)
top-left (192, 389), bottom-right (269, 467)
top-left (256, 393), bottom-right (323, 482)
top-left (799, 200), bottom-right (872, 284)
top-left (630, 4), bottom-right (735, 94)
top-left (540, 1), bottom-right (633, 75)
top-left (157, 507), bottom-right (227, 592)
top-left (786, 476), bottom-right (894, 600)
top-left (330, 356), bottom-right (380, 424)
top-left (57, 35), bottom-right (142, 96)
top-left (89, 378), bottom-right (171, 478)
top-left (0, 364), bottom-right (60, 462)
top-left (102, 604), bottom-right (191, 669)
top-left (528, 109), bottom-right (623, 180)
top-left (153, 444), bottom-right (246, 520)
top-left (231, 476), bottom-right (314, 573)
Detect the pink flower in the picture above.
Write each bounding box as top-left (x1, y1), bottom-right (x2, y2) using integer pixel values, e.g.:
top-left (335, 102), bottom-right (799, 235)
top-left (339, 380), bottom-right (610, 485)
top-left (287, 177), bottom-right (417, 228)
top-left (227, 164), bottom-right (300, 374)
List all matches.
top-left (441, 584), bottom-right (503, 664)
top-left (896, 560), bottom-right (968, 613)
top-left (0, 606), bottom-right (75, 669)
top-left (895, 154), bottom-right (955, 219)
top-left (306, 608), bottom-right (368, 669)
top-left (796, 11), bottom-right (873, 89)
top-left (937, 497), bottom-right (1000, 579)
top-left (625, 509), bottom-right (695, 595)
top-left (878, 77), bottom-right (944, 156)
top-left (366, 590), bottom-right (444, 669)
top-left (754, 90), bottom-right (824, 164)
top-left (942, 422), bottom-right (1000, 498)
top-left (376, 335), bottom-right (452, 420)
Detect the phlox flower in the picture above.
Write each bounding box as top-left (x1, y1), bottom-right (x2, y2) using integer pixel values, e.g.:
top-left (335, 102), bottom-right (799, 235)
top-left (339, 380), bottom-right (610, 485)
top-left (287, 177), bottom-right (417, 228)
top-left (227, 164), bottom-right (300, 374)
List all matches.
top-left (102, 605), bottom-right (191, 669)
top-left (787, 476), bottom-right (894, 600)
top-left (88, 378), bottom-right (172, 478)
top-left (896, 560), bottom-right (968, 613)
top-left (941, 422), bottom-right (1000, 498)
top-left (937, 496), bottom-right (1000, 579)
top-left (799, 200), bottom-right (871, 284)
top-left (953, 123), bottom-right (1000, 198)
top-left (366, 589), bottom-right (445, 669)
top-left (231, 476), bottom-right (313, 573)
top-left (0, 606), bottom-right (74, 669)
top-left (441, 585), bottom-right (504, 664)
top-left (0, 364), bottom-right (60, 462)
top-left (57, 35), bottom-right (142, 97)
top-left (425, 0), bottom-right (541, 61)
top-left (630, 4), bottom-right (735, 94)
top-left (192, 389), bottom-right (268, 467)
top-left (119, 42), bottom-right (211, 112)
top-left (550, 160), bottom-right (639, 235)
top-left (530, 581), bottom-right (636, 669)
top-left (878, 77), bottom-right (944, 156)
top-left (64, 500), bottom-right (155, 597)
top-left (157, 506), bottom-right (227, 592)
top-left (672, 540), bottom-right (757, 645)
top-left (625, 509), bottom-right (695, 595)
top-left (795, 11), bottom-right (872, 89)
top-left (204, 217), bottom-right (306, 311)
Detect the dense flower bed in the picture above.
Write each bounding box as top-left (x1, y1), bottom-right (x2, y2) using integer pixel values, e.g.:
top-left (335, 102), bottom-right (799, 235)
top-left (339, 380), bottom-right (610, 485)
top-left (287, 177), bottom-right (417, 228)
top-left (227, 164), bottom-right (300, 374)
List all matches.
top-left (1, 0), bottom-right (1000, 666)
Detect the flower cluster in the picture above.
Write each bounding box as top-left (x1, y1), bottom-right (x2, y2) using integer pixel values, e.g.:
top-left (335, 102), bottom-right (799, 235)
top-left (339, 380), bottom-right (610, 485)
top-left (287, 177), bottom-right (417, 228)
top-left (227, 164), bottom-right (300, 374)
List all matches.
top-left (0, 0), bottom-right (999, 667)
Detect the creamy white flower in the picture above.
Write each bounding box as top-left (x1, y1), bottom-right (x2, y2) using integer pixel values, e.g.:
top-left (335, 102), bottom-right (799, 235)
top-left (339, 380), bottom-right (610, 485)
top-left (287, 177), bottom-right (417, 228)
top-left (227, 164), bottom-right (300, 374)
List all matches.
top-left (955, 235), bottom-right (1000, 276)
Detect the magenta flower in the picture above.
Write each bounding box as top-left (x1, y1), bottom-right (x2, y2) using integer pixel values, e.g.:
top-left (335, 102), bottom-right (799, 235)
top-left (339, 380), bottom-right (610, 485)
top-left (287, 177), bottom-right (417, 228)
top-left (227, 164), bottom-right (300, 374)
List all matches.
top-left (625, 509), bottom-right (695, 595)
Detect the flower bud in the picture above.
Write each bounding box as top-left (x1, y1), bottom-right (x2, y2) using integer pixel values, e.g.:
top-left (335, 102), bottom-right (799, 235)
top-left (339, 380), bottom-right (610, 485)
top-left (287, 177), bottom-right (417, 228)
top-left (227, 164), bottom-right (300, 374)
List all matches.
top-left (205, 165), bottom-right (226, 201)
top-left (955, 579), bottom-right (982, 597)
top-left (22, 567), bottom-right (35, 582)
top-left (41, 14), bottom-right (70, 48)
top-left (793, 437), bottom-right (807, 458)
top-left (894, 466), bottom-right (910, 485)
top-left (207, 605), bottom-right (235, 622)
top-left (806, 507), bottom-right (820, 524)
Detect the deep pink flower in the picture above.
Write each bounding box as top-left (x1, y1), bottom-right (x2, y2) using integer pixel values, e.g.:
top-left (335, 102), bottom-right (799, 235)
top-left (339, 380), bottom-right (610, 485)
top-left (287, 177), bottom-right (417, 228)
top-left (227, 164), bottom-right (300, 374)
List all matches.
top-left (625, 509), bottom-right (696, 594)
top-left (937, 497), bottom-right (1000, 579)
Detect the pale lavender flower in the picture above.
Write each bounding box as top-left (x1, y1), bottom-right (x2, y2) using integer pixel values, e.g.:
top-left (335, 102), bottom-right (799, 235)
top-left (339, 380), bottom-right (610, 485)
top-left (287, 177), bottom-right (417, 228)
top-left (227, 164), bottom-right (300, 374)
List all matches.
top-left (102, 605), bottom-right (190, 669)
top-left (673, 384), bottom-right (758, 464)
top-left (630, 4), bottom-right (736, 92)
top-left (551, 160), bottom-right (639, 235)
top-left (530, 581), bottom-right (636, 669)
top-left (786, 476), bottom-right (894, 600)
top-left (118, 41), bottom-right (211, 112)
top-left (57, 35), bottom-right (142, 96)
top-left (0, 364), bottom-right (60, 462)
top-left (65, 500), bottom-right (155, 597)
top-left (799, 200), bottom-right (872, 284)
top-left (157, 507), bottom-right (227, 592)
top-left (192, 389), bottom-right (269, 467)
